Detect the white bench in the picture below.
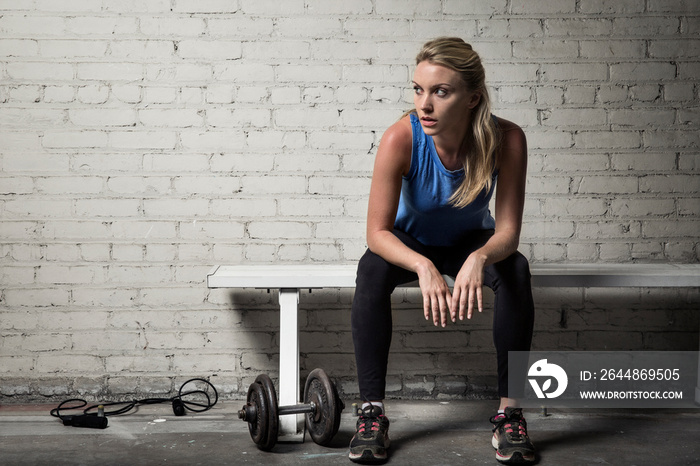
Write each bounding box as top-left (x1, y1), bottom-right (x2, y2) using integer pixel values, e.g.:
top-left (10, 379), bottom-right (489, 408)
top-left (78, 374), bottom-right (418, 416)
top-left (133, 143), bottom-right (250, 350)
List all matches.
top-left (207, 263), bottom-right (700, 441)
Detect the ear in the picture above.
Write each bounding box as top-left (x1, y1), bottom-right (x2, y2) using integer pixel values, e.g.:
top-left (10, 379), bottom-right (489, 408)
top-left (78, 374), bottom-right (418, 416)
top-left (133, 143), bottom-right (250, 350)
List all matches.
top-left (467, 92), bottom-right (481, 109)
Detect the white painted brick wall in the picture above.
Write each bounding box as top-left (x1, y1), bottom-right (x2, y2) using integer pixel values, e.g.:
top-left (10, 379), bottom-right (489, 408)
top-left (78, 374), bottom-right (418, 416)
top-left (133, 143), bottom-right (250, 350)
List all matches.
top-left (1, 1), bottom-right (697, 402)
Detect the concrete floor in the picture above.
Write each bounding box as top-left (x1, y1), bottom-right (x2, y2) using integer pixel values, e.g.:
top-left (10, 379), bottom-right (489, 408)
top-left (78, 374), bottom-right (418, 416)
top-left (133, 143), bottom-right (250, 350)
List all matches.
top-left (1, 400), bottom-right (698, 466)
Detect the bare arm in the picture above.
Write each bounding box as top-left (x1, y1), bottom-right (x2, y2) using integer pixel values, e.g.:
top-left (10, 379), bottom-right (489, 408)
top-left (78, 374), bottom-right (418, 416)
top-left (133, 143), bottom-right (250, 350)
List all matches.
top-left (366, 116), bottom-right (454, 326)
top-left (450, 118), bottom-right (528, 320)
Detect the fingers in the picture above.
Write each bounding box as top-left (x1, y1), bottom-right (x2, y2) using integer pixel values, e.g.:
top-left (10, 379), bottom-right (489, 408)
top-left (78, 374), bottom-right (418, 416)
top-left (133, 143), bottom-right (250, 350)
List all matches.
top-left (455, 282), bottom-right (483, 320)
top-left (423, 286), bottom-right (451, 327)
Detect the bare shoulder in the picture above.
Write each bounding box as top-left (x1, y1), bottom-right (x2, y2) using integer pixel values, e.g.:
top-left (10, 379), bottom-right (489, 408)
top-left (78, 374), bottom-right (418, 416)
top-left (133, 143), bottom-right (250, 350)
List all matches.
top-left (494, 116), bottom-right (526, 146)
top-left (493, 116), bottom-right (527, 168)
top-left (380, 115), bottom-right (413, 152)
top-left (376, 115), bottom-right (413, 176)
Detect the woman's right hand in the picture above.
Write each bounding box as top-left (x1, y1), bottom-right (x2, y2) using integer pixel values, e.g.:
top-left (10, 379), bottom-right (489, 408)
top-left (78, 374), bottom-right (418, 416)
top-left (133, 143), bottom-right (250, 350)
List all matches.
top-left (416, 261), bottom-right (453, 327)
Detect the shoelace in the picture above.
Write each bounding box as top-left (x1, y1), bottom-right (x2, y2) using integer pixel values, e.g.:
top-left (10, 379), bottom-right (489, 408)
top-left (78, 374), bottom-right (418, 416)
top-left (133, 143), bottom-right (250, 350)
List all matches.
top-left (358, 417), bottom-right (381, 435)
top-left (491, 411), bottom-right (528, 442)
top-left (357, 405), bottom-right (383, 437)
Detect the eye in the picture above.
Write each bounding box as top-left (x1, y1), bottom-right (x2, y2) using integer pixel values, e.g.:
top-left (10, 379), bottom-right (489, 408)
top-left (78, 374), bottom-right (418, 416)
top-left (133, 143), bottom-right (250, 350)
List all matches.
top-left (435, 88), bottom-right (448, 97)
top-left (413, 85), bottom-right (423, 95)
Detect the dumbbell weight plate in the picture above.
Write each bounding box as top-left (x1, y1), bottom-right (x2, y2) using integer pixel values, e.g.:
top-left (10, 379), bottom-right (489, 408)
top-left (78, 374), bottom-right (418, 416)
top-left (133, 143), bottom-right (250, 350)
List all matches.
top-left (303, 368), bottom-right (344, 446)
top-left (245, 381), bottom-right (269, 447)
top-left (254, 374), bottom-right (279, 451)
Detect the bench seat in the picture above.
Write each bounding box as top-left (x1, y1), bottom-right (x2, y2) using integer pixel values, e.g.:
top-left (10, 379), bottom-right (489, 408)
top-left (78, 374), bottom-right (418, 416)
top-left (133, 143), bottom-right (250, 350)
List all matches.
top-left (207, 263), bottom-right (700, 289)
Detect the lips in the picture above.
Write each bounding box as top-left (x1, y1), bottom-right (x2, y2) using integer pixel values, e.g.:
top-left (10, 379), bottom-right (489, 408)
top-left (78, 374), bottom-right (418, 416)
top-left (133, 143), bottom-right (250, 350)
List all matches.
top-left (420, 116), bottom-right (437, 127)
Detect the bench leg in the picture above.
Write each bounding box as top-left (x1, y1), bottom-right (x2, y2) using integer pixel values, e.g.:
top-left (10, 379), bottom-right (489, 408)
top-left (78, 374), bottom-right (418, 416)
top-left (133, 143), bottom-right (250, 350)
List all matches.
top-left (278, 288), bottom-right (305, 442)
top-left (696, 320), bottom-right (700, 406)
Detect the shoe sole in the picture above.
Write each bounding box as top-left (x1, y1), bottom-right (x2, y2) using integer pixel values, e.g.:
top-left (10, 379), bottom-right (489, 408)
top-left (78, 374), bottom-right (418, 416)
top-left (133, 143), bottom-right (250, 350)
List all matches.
top-left (348, 449), bottom-right (388, 463)
top-left (492, 435), bottom-right (535, 464)
top-left (349, 439), bottom-right (390, 464)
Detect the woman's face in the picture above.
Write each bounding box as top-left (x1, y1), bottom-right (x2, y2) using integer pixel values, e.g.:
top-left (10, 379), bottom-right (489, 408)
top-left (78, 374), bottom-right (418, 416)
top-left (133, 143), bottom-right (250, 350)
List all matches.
top-left (412, 61), bottom-right (480, 139)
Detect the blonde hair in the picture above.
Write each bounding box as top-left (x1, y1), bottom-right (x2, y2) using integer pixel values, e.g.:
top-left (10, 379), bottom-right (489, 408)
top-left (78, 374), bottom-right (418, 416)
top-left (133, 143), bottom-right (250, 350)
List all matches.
top-left (413, 37), bottom-right (500, 208)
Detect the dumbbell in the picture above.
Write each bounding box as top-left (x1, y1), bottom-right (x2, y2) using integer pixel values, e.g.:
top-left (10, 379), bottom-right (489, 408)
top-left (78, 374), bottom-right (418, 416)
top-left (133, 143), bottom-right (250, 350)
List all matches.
top-left (238, 368), bottom-right (345, 451)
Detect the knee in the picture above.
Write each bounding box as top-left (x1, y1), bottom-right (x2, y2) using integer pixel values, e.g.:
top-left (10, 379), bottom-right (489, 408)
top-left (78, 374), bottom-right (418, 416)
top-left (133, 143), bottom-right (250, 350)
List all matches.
top-left (508, 251), bottom-right (531, 278)
top-left (490, 251), bottom-right (531, 288)
top-left (355, 249), bottom-right (393, 289)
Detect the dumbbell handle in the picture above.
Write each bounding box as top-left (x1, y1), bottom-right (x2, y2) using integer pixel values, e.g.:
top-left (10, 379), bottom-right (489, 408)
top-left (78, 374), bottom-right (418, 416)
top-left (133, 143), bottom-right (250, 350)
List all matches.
top-left (278, 401), bottom-right (316, 416)
top-left (238, 401), bottom-right (317, 422)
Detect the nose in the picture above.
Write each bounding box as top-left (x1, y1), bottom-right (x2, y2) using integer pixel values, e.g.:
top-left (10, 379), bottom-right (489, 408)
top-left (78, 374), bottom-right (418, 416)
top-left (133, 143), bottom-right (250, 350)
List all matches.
top-left (418, 94), bottom-right (433, 112)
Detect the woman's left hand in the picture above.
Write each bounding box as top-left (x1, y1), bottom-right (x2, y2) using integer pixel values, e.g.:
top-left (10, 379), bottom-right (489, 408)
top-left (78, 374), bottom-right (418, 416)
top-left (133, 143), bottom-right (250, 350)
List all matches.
top-left (450, 252), bottom-right (487, 321)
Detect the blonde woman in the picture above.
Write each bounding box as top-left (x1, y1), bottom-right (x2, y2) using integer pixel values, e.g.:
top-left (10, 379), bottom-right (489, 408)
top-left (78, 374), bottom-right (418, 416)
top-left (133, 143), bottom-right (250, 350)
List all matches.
top-left (349, 37), bottom-right (535, 464)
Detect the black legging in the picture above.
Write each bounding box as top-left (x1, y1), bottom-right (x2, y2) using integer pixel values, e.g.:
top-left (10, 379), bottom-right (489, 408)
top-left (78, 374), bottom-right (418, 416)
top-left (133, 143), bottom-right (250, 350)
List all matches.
top-left (351, 229), bottom-right (534, 400)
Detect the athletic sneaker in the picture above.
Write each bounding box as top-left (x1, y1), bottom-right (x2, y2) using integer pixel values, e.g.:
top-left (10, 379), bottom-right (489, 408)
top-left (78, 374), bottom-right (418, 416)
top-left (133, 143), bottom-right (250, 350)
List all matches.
top-left (349, 404), bottom-right (390, 463)
top-left (490, 407), bottom-right (536, 464)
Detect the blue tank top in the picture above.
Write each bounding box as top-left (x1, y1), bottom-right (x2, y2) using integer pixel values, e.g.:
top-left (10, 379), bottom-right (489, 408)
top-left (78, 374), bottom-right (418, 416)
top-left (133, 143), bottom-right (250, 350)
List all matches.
top-left (393, 113), bottom-right (497, 246)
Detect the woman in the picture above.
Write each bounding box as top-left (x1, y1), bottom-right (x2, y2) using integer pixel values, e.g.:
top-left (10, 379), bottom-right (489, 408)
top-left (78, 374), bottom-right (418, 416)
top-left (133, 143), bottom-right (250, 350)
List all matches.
top-left (349, 37), bottom-right (535, 464)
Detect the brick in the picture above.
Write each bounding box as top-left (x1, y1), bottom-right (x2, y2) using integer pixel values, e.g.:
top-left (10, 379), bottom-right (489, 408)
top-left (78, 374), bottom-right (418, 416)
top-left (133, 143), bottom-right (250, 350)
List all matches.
top-left (542, 198), bottom-right (608, 217)
top-left (139, 16), bottom-right (205, 36)
top-left (542, 108), bottom-right (607, 127)
top-left (109, 131), bottom-right (177, 149)
top-left (178, 221), bottom-right (245, 240)
top-left (77, 63), bottom-right (143, 81)
top-left (640, 175), bottom-right (698, 193)
top-left (643, 130), bottom-right (698, 149)
top-left (486, 63), bottom-right (539, 83)
top-left (142, 199), bottom-right (208, 217)
top-left (248, 221), bottom-right (311, 239)
top-left (575, 175), bottom-right (639, 194)
top-left (610, 62), bottom-right (677, 82)
top-left (0, 15), bottom-right (66, 36)
top-left (610, 153), bottom-right (676, 171)
top-left (649, 37), bottom-right (700, 58)
top-left (7, 62), bottom-right (74, 81)
top-left (546, 18), bottom-right (612, 37)
top-left (345, 18), bottom-right (411, 39)
top-left (67, 16), bottom-right (138, 35)
top-left (6, 207), bottom-right (58, 237)
top-left (207, 108), bottom-right (270, 128)
top-left (4, 288), bottom-right (71, 307)
top-left (36, 354), bottom-right (104, 373)
top-left (107, 176), bottom-right (171, 194)
top-left (44, 85), bottom-right (75, 103)
top-left (580, 40), bottom-right (645, 59)
top-left (241, 175), bottom-right (306, 195)
top-left (610, 198), bottom-right (676, 217)
top-left (376, 0), bottom-right (441, 16)
top-left (177, 40), bottom-right (242, 60)
top-left (648, 0), bottom-right (698, 12)
top-left (573, 131), bottom-right (641, 149)
top-left (110, 220), bottom-right (177, 240)
top-left (579, 0), bottom-right (645, 13)
top-left (77, 85), bottom-right (109, 104)
top-left (480, 18), bottom-right (543, 38)
top-left (513, 40), bottom-right (578, 59)
top-left (540, 63), bottom-right (608, 82)
top-left (111, 244), bottom-right (144, 261)
top-left (542, 153), bottom-right (609, 172)
top-left (275, 153), bottom-right (340, 172)
top-left (39, 39), bottom-right (108, 58)
top-left (443, 0), bottom-right (507, 15)
top-left (0, 39), bottom-right (38, 57)
top-left (142, 87), bottom-right (178, 104)
top-left (145, 63), bottom-right (211, 82)
top-left (613, 17), bottom-right (680, 36)
top-left (609, 109), bottom-right (675, 127)
top-left (70, 108), bottom-right (136, 127)
top-left (0, 176), bottom-right (34, 194)
top-left (511, 0), bottom-right (576, 14)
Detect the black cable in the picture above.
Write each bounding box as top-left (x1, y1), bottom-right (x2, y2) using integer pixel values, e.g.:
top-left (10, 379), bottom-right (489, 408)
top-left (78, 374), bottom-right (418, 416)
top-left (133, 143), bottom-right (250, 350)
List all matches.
top-left (50, 378), bottom-right (218, 428)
